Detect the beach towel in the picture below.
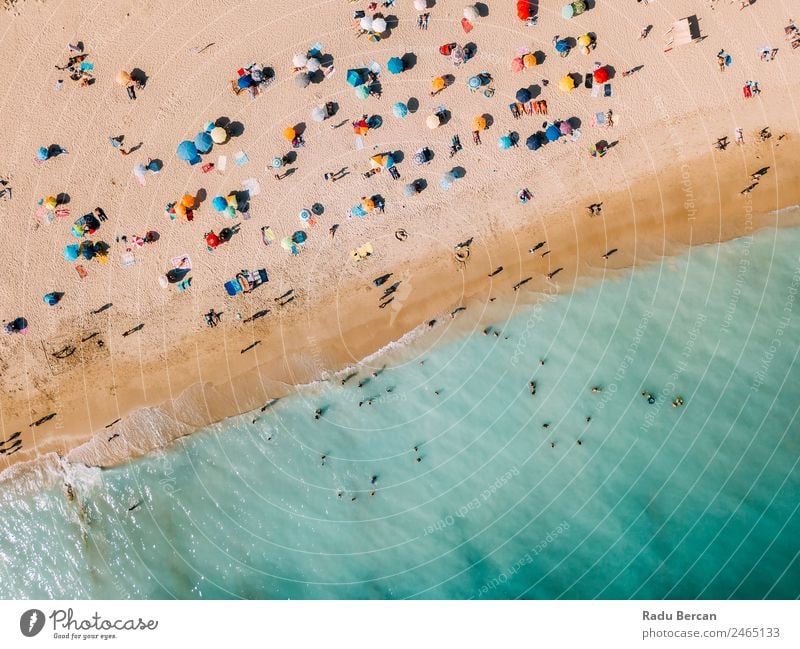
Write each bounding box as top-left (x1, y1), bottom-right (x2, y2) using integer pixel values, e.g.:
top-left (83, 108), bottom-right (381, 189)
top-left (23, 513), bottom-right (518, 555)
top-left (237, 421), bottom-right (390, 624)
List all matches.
top-left (461, 18), bottom-right (473, 33)
top-left (120, 252), bottom-right (135, 267)
top-left (224, 280), bottom-right (243, 297)
top-left (355, 136), bottom-right (364, 150)
top-left (233, 151), bottom-right (249, 166)
top-left (217, 155), bottom-right (227, 172)
top-left (201, 162), bottom-right (215, 173)
top-left (171, 254), bottom-right (192, 270)
top-left (261, 226), bottom-right (276, 245)
top-left (592, 112), bottom-right (606, 127)
top-left (591, 83), bottom-right (601, 98)
top-left (256, 269), bottom-right (268, 284)
top-left (604, 84), bottom-right (612, 97)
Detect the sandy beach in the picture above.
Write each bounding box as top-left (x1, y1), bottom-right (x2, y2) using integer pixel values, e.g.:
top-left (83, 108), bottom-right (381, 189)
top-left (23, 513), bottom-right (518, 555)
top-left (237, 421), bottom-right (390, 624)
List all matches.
top-left (1, 0), bottom-right (799, 476)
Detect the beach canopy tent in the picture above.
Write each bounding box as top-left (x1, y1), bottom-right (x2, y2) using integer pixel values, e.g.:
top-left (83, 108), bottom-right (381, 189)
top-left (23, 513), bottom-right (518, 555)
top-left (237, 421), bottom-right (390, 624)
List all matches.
top-left (393, 102), bottom-right (408, 118)
top-left (176, 140), bottom-right (200, 164)
top-left (526, 133), bottom-right (542, 150)
top-left (387, 57), bottom-right (404, 74)
top-left (516, 88), bottom-right (532, 103)
top-left (562, 1), bottom-right (587, 19)
top-left (593, 67), bottom-right (609, 83)
top-left (665, 16), bottom-right (702, 51)
top-left (346, 68), bottom-right (368, 87)
top-left (370, 154), bottom-right (394, 168)
top-left (498, 135), bottom-right (513, 150)
top-left (545, 125), bottom-right (561, 141)
top-left (194, 131), bottom-right (213, 153)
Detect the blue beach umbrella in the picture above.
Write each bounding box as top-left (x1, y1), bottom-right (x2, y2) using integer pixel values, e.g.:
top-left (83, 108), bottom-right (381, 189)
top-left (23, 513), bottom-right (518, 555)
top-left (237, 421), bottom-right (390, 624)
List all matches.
top-left (467, 75), bottom-right (481, 90)
top-left (176, 140), bottom-right (200, 164)
top-left (63, 244), bottom-right (80, 261)
top-left (498, 136), bottom-right (513, 150)
top-left (299, 209), bottom-right (311, 222)
top-left (36, 147), bottom-right (49, 161)
top-left (212, 196), bottom-right (227, 212)
top-left (387, 57), bottom-right (404, 74)
top-left (204, 121), bottom-right (215, 133)
top-left (515, 88), bottom-right (532, 103)
top-left (292, 230), bottom-right (307, 244)
top-left (545, 125), bottom-right (561, 142)
top-left (346, 69), bottom-right (366, 87)
top-left (237, 74), bottom-right (253, 89)
top-left (555, 39), bottom-right (570, 53)
top-left (194, 131), bottom-right (213, 154)
top-left (526, 133), bottom-right (542, 150)
top-left (392, 102), bottom-right (408, 118)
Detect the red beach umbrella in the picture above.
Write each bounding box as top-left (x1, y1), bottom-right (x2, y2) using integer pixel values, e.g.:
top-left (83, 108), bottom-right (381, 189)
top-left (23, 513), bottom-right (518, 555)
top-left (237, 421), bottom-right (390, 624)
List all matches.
top-left (205, 232), bottom-right (220, 248)
top-left (593, 67), bottom-right (610, 83)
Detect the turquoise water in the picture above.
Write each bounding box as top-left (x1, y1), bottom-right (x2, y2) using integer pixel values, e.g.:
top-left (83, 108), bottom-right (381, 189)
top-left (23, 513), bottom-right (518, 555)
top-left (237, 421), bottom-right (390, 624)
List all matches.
top-left (1, 226), bottom-right (799, 599)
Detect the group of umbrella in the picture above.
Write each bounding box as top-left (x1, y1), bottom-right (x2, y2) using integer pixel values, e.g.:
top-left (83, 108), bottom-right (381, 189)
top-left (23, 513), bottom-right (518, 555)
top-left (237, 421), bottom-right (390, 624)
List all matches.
top-left (176, 121), bottom-right (231, 165)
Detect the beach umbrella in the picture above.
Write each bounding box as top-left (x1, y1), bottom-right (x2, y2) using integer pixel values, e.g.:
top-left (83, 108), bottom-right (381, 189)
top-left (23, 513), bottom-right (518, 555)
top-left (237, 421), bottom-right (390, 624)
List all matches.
top-left (578, 34), bottom-right (592, 47)
top-left (559, 121), bottom-right (573, 135)
top-left (176, 140), bottom-right (199, 163)
top-left (472, 115), bottom-right (487, 131)
top-left (272, 156), bottom-right (283, 169)
top-left (306, 57), bottom-right (321, 72)
top-left (355, 85), bottom-right (370, 100)
top-left (523, 53), bottom-right (537, 68)
top-left (558, 75), bottom-right (575, 91)
top-left (292, 52), bottom-right (308, 68)
top-left (204, 121), bottom-right (215, 133)
top-left (353, 119), bottom-right (370, 135)
top-left (516, 88), bottom-right (532, 103)
top-left (294, 72), bottom-right (311, 88)
top-left (210, 126), bottom-right (228, 144)
top-left (116, 70), bottom-right (132, 86)
top-left (346, 69), bottom-right (365, 87)
top-left (464, 5), bottom-right (479, 21)
top-left (36, 147), bottom-right (49, 161)
top-left (63, 244), bottom-right (80, 261)
top-left (372, 17), bottom-right (387, 34)
top-left (370, 155), bottom-right (385, 169)
top-left (562, 4), bottom-right (575, 19)
top-left (426, 114), bottom-right (441, 129)
top-left (518, 0), bottom-right (532, 20)
top-left (299, 209), bottom-right (311, 222)
top-left (280, 236), bottom-right (296, 252)
top-left (44, 196), bottom-right (57, 209)
top-left (451, 45), bottom-right (465, 65)
top-left (392, 102), bottom-right (408, 118)
top-left (555, 39), bottom-right (570, 53)
top-left (402, 183), bottom-right (418, 197)
top-left (43, 293), bottom-right (61, 306)
top-left (81, 244), bottom-right (95, 260)
top-left (593, 67), bottom-right (610, 83)
top-left (526, 133), bottom-right (541, 150)
top-left (225, 206), bottom-right (236, 218)
top-left (498, 136), bottom-right (513, 150)
top-left (310, 105), bottom-right (327, 122)
top-left (181, 194), bottom-right (196, 209)
top-left (292, 230), bottom-right (307, 244)
top-left (432, 76), bottom-right (446, 92)
top-left (206, 232), bottom-right (220, 248)
top-left (387, 57), bottom-right (404, 74)
top-left (238, 75), bottom-right (255, 90)
top-left (414, 0), bottom-right (428, 10)
top-left (440, 171), bottom-right (455, 190)
top-left (360, 16), bottom-right (373, 31)
top-left (212, 196), bottom-right (227, 212)
top-left (194, 131), bottom-right (213, 153)
top-left (283, 127), bottom-right (296, 141)
top-left (468, 75), bottom-right (482, 89)
top-left (511, 57), bottom-right (524, 73)
top-left (133, 163), bottom-right (147, 179)
top-left (545, 124), bottom-right (561, 141)
top-left (362, 197), bottom-right (375, 212)
top-left (174, 202), bottom-right (188, 218)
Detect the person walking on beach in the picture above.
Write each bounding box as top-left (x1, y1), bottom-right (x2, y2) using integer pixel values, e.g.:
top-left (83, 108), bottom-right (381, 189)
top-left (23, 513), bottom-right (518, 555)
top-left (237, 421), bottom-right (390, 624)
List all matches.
top-left (109, 136), bottom-right (130, 156)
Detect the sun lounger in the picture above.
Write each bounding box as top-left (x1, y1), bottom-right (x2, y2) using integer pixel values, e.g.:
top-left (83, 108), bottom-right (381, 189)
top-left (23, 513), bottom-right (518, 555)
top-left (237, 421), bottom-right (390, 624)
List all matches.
top-left (224, 280), bottom-right (243, 297)
top-left (233, 151), bottom-right (249, 166)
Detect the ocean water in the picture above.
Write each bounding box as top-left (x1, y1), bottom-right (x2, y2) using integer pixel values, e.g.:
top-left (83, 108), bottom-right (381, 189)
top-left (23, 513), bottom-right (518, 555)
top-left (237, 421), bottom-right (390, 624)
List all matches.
top-left (1, 225), bottom-right (799, 599)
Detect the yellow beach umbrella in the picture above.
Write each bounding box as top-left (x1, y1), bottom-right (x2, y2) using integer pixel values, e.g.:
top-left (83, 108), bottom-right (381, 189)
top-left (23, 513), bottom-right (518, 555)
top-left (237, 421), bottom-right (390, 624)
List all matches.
top-left (283, 127), bottom-right (296, 141)
top-left (471, 115), bottom-right (487, 131)
top-left (559, 75), bottom-right (575, 92)
top-left (578, 34), bottom-right (592, 47)
top-left (116, 70), bottom-right (132, 86)
top-left (522, 53), bottom-right (537, 68)
top-left (44, 196), bottom-right (58, 209)
top-left (362, 198), bottom-right (375, 212)
top-left (431, 76), bottom-right (446, 91)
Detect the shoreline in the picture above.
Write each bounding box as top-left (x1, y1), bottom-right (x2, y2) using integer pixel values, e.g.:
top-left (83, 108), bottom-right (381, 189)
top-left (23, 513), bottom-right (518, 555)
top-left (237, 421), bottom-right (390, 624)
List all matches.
top-left (4, 135), bottom-right (800, 482)
top-left (1, 0), bottom-right (799, 481)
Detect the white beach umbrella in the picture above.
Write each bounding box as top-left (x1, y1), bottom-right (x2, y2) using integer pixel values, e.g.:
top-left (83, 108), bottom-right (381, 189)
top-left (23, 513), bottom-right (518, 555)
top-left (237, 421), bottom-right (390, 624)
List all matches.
top-left (464, 5), bottom-right (479, 21)
top-left (360, 16), bottom-right (373, 31)
top-left (372, 17), bottom-right (387, 33)
top-left (292, 52), bottom-right (308, 68)
top-left (311, 105), bottom-right (327, 122)
top-left (306, 57), bottom-right (321, 72)
top-left (414, 0), bottom-right (428, 10)
top-left (426, 114), bottom-right (440, 129)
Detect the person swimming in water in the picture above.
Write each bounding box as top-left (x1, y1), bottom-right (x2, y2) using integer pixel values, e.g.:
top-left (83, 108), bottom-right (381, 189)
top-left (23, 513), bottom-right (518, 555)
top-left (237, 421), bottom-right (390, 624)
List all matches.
top-left (314, 408), bottom-right (322, 420)
top-left (641, 391), bottom-right (656, 404)
top-left (529, 381), bottom-right (536, 395)
top-left (672, 396), bottom-right (684, 407)
top-left (591, 386), bottom-right (602, 393)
